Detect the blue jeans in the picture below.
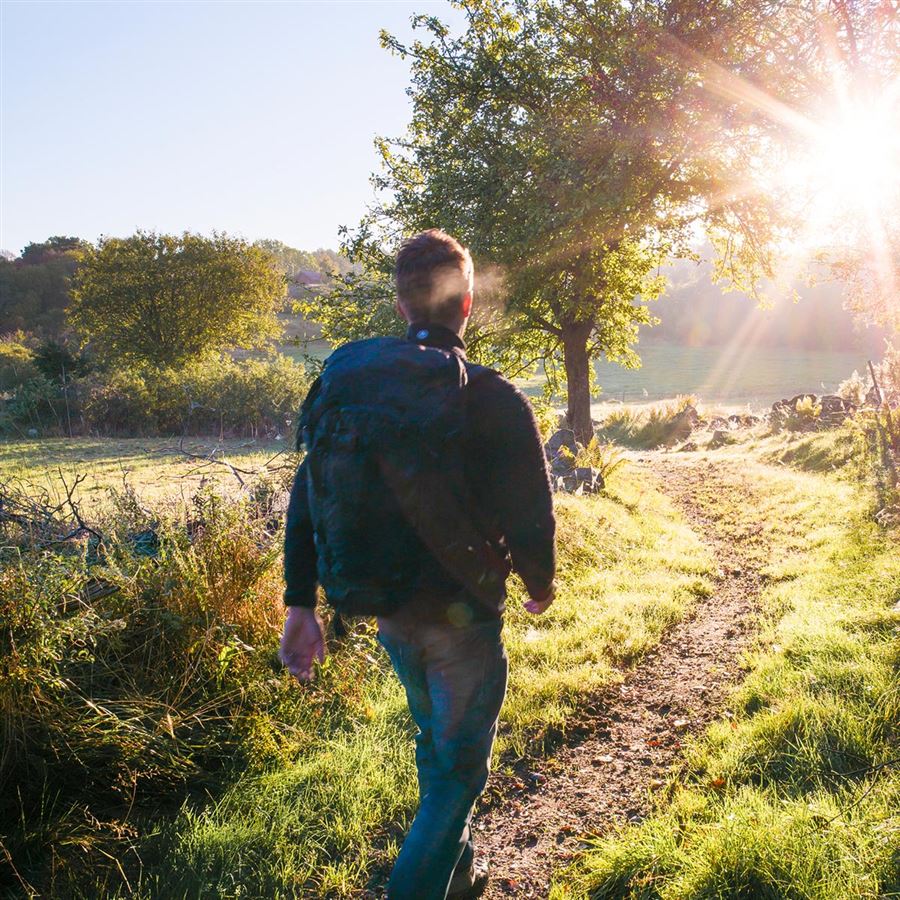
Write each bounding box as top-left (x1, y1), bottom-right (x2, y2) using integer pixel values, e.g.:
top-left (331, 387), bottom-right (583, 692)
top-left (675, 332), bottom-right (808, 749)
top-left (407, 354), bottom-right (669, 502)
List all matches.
top-left (377, 616), bottom-right (508, 900)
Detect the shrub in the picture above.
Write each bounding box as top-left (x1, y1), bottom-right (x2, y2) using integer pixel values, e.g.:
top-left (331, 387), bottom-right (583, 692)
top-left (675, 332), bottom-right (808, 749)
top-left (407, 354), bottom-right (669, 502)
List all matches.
top-left (0, 374), bottom-right (78, 437)
top-left (873, 340), bottom-right (900, 405)
top-left (785, 395), bottom-right (822, 432)
top-left (0, 487), bottom-right (289, 894)
top-left (597, 398), bottom-right (700, 449)
top-left (81, 367), bottom-right (159, 434)
top-left (838, 369), bottom-right (869, 406)
top-left (81, 353), bottom-right (309, 438)
top-left (576, 437), bottom-right (626, 480)
top-left (32, 338), bottom-right (94, 382)
top-left (530, 397), bottom-right (562, 443)
top-left (0, 334), bottom-right (39, 392)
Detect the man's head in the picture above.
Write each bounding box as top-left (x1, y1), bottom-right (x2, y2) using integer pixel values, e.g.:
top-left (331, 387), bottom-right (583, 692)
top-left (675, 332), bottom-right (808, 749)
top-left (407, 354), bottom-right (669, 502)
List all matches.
top-left (395, 229), bottom-right (474, 335)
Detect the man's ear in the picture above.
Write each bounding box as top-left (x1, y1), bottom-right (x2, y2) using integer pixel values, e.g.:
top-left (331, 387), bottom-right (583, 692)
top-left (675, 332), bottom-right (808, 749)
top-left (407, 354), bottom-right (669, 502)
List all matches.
top-left (461, 291), bottom-right (473, 319)
top-left (395, 299), bottom-right (410, 322)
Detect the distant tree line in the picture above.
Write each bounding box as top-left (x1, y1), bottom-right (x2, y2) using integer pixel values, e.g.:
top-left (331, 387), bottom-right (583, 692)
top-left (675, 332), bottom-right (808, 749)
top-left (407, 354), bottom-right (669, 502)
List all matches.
top-left (0, 231), bottom-right (349, 438)
top-left (0, 235), bottom-right (350, 340)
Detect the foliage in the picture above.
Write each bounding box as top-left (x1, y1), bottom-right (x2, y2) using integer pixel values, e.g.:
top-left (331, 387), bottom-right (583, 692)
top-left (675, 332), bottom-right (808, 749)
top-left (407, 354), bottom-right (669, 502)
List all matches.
top-left (0, 237), bottom-right (87, 336)
top-left (874, 340), bottom-right (900, 405)
top-left (529, 397), bottom-right (562, 444)
top-left (0, 353), bottom-right (308, 440)
top-left (784, 394), bottom-right (822, 431)
top-left (853, 407), bottom-right (900, 512)
top-left (296, 270), bottom-right (404, 352)
top-left (837, 344), bottom-right (900, 410)
top-left (254, 240), bottom-right (354, 281)
top-left (598, 398), bottom-right (700, 449)
top-left (32, 338), bottom-right (94, 383)
top-left (0, 334), bottom-right (39, 393)
top-left (0, 486), bottom-right (289, 896)
top-left (81, 354), bottom-right (309, 438)
top-left (0, 374), bottom-right (77, 438)
top-left (0, 460), bottom-right (714, 896)
top-left (838, 369), bottom-right (870, 406)
top-left (575, 437), bottom-right (627, 482)
top-left (322, 0), bottom-right (788, 441)
top-left (71, 232), bottom-right (286, 368)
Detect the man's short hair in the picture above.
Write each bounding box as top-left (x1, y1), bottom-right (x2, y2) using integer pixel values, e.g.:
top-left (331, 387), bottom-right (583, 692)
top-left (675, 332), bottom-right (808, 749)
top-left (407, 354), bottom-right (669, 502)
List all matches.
top-left (395, 229), bottom-right (473, 326)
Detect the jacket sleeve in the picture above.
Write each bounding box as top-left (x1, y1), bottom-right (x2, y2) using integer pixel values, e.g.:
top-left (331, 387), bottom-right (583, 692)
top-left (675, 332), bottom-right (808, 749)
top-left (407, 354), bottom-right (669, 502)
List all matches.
top-left (283, 460), bottom-right (319, 608)
top-left (471, 375), bottom-right (556, 597)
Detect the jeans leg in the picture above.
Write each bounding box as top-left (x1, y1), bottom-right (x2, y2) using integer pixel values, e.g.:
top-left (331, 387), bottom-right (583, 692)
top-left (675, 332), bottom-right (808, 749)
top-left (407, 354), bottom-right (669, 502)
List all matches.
top-left (378, 629), bottom-right (436, 803)
top-left (386, 620), bottom-right (508, 900)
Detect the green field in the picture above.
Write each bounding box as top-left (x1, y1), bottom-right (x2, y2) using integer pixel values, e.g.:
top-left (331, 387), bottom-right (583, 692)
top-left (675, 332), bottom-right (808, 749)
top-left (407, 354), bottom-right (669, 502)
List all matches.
top-left (0, 437), bottom-right (295, 510)
top-left (554, 440), bottom-right (900, 899)
top-left (2, 434), bottom-right (718, 896)
top-left (283, 338), bottom-right (868, 409)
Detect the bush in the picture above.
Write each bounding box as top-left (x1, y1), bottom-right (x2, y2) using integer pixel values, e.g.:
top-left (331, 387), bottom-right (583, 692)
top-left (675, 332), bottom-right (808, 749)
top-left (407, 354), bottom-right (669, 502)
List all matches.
top-left (575, 437), bottom-right (626, 480)
top-left (0, 334), bottom-right (39, 392)
top-left (597, 397), bottom-right (700, 449)
top-left (81, 353), bottom-right (309, 438)
top-left (81, 366), bottom-right (159, 434)
top-left (838, 369), bottom-right (869, 406)
top-left (837, 343), bottom-right (900, 409)
top-left (785, 395), bottom-right (822, 432)
top-left (0, 373), bottom-right (78, 437)
top-left (0, 486), bottom-right (290, 894)
top-left (873, 340), bottom-right (900, 405)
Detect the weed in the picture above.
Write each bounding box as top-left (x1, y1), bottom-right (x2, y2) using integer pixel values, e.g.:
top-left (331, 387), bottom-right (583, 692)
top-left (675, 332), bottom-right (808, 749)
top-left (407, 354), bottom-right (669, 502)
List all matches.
top-left (575, 438), bottom-right (627, 481)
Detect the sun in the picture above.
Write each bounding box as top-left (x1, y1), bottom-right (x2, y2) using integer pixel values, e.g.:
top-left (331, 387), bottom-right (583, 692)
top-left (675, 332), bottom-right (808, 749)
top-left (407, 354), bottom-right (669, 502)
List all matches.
top-left (766, 87), bottom-right (900, 257)
top-left (808, 98), bottom-right (900, 219)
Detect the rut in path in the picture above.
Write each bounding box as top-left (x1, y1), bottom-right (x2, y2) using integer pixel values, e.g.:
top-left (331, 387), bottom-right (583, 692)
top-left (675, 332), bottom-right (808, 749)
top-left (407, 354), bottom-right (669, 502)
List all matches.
top-left (474, 456), bottom-right (765, 898)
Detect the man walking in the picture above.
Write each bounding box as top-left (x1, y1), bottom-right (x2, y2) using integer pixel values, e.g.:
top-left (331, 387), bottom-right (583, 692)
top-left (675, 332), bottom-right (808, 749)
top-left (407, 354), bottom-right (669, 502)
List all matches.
top-left (280, 230), bottom-right (556, 899)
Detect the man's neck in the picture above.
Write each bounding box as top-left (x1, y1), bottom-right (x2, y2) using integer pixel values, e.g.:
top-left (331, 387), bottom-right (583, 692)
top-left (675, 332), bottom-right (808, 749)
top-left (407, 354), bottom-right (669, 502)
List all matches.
top-left (406, 321), bottom-right (467, 351)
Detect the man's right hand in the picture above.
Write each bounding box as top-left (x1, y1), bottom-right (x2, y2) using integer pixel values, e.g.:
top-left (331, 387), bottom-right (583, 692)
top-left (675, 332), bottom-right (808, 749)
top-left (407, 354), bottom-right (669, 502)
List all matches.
top-left (524, 581), bottom-right (556, 615)
top-left (280, 606), bottom-right (326, 682)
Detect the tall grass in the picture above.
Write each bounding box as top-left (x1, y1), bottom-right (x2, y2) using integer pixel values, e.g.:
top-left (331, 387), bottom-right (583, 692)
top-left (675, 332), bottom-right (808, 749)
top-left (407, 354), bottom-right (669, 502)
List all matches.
top-left (598, 396), bottom-right (701, 449)
top-left (1, 461), bottom-right (714, 897)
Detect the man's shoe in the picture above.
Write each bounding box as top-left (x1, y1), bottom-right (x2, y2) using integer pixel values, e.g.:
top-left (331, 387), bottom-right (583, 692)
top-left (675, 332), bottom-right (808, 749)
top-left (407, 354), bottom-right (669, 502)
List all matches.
top-left (447, 859), bottom-right (489, 900)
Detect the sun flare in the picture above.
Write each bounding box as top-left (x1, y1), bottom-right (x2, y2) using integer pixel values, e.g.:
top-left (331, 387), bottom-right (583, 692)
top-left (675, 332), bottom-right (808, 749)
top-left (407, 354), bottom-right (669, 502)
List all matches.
top-left (809, 100), bottom-right (900, 217)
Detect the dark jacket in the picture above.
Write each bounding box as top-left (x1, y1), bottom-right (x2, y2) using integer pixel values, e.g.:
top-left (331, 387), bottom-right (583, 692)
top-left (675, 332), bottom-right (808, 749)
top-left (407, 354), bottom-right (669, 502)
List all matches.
top-left (283, 323), bottom-right (556, 624)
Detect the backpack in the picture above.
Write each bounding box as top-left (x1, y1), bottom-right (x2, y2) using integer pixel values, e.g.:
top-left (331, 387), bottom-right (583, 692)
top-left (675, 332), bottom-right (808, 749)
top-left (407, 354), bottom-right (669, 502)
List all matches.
top-left (297, 336), bottom-right (505, 617)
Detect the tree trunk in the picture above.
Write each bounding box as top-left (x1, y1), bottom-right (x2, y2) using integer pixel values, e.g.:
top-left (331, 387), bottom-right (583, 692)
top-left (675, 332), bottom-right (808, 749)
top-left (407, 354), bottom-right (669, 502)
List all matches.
top-left (562, 322), bottom-right (594, 445)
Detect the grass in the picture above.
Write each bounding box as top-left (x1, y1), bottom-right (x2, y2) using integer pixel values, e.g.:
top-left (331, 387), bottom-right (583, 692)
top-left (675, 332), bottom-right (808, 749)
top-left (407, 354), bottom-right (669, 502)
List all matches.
top-left (132, 470), bottom-right (713, 898)
top-left (597, 396), bottom-right (704, 449)
top-left (1, 444), bottom-right (714, 898)
top-left (551, 451), bottom-right (900, 899)
top-left (0, 437), bottom-right (293, 508)
top-left (7, 423), bottom-right (895, 897)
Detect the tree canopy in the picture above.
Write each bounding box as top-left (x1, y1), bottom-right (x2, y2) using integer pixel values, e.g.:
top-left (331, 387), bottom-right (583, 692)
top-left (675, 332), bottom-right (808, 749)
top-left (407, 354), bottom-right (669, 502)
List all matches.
top-left (71, 232), bottom-right (286, 368)
top-left (315, 0), bottom-right (791, 441)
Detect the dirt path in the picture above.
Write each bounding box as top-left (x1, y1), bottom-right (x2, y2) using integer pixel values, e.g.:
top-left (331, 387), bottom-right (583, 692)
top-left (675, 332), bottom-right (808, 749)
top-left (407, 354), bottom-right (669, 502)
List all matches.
top-left (474, 455), bottom-right (765, 897)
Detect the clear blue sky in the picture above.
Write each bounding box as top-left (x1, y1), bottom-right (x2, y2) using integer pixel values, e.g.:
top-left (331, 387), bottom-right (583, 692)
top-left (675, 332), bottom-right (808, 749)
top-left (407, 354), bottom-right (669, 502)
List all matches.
top-left (0, 0), bottom-right (465, 256)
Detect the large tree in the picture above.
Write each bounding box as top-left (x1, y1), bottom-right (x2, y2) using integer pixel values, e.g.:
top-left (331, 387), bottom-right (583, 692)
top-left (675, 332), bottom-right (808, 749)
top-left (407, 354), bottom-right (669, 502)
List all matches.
top-left (314, 0), bottom-right (787, 441)
top-left (71, 232), bottom-right (285, 368)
